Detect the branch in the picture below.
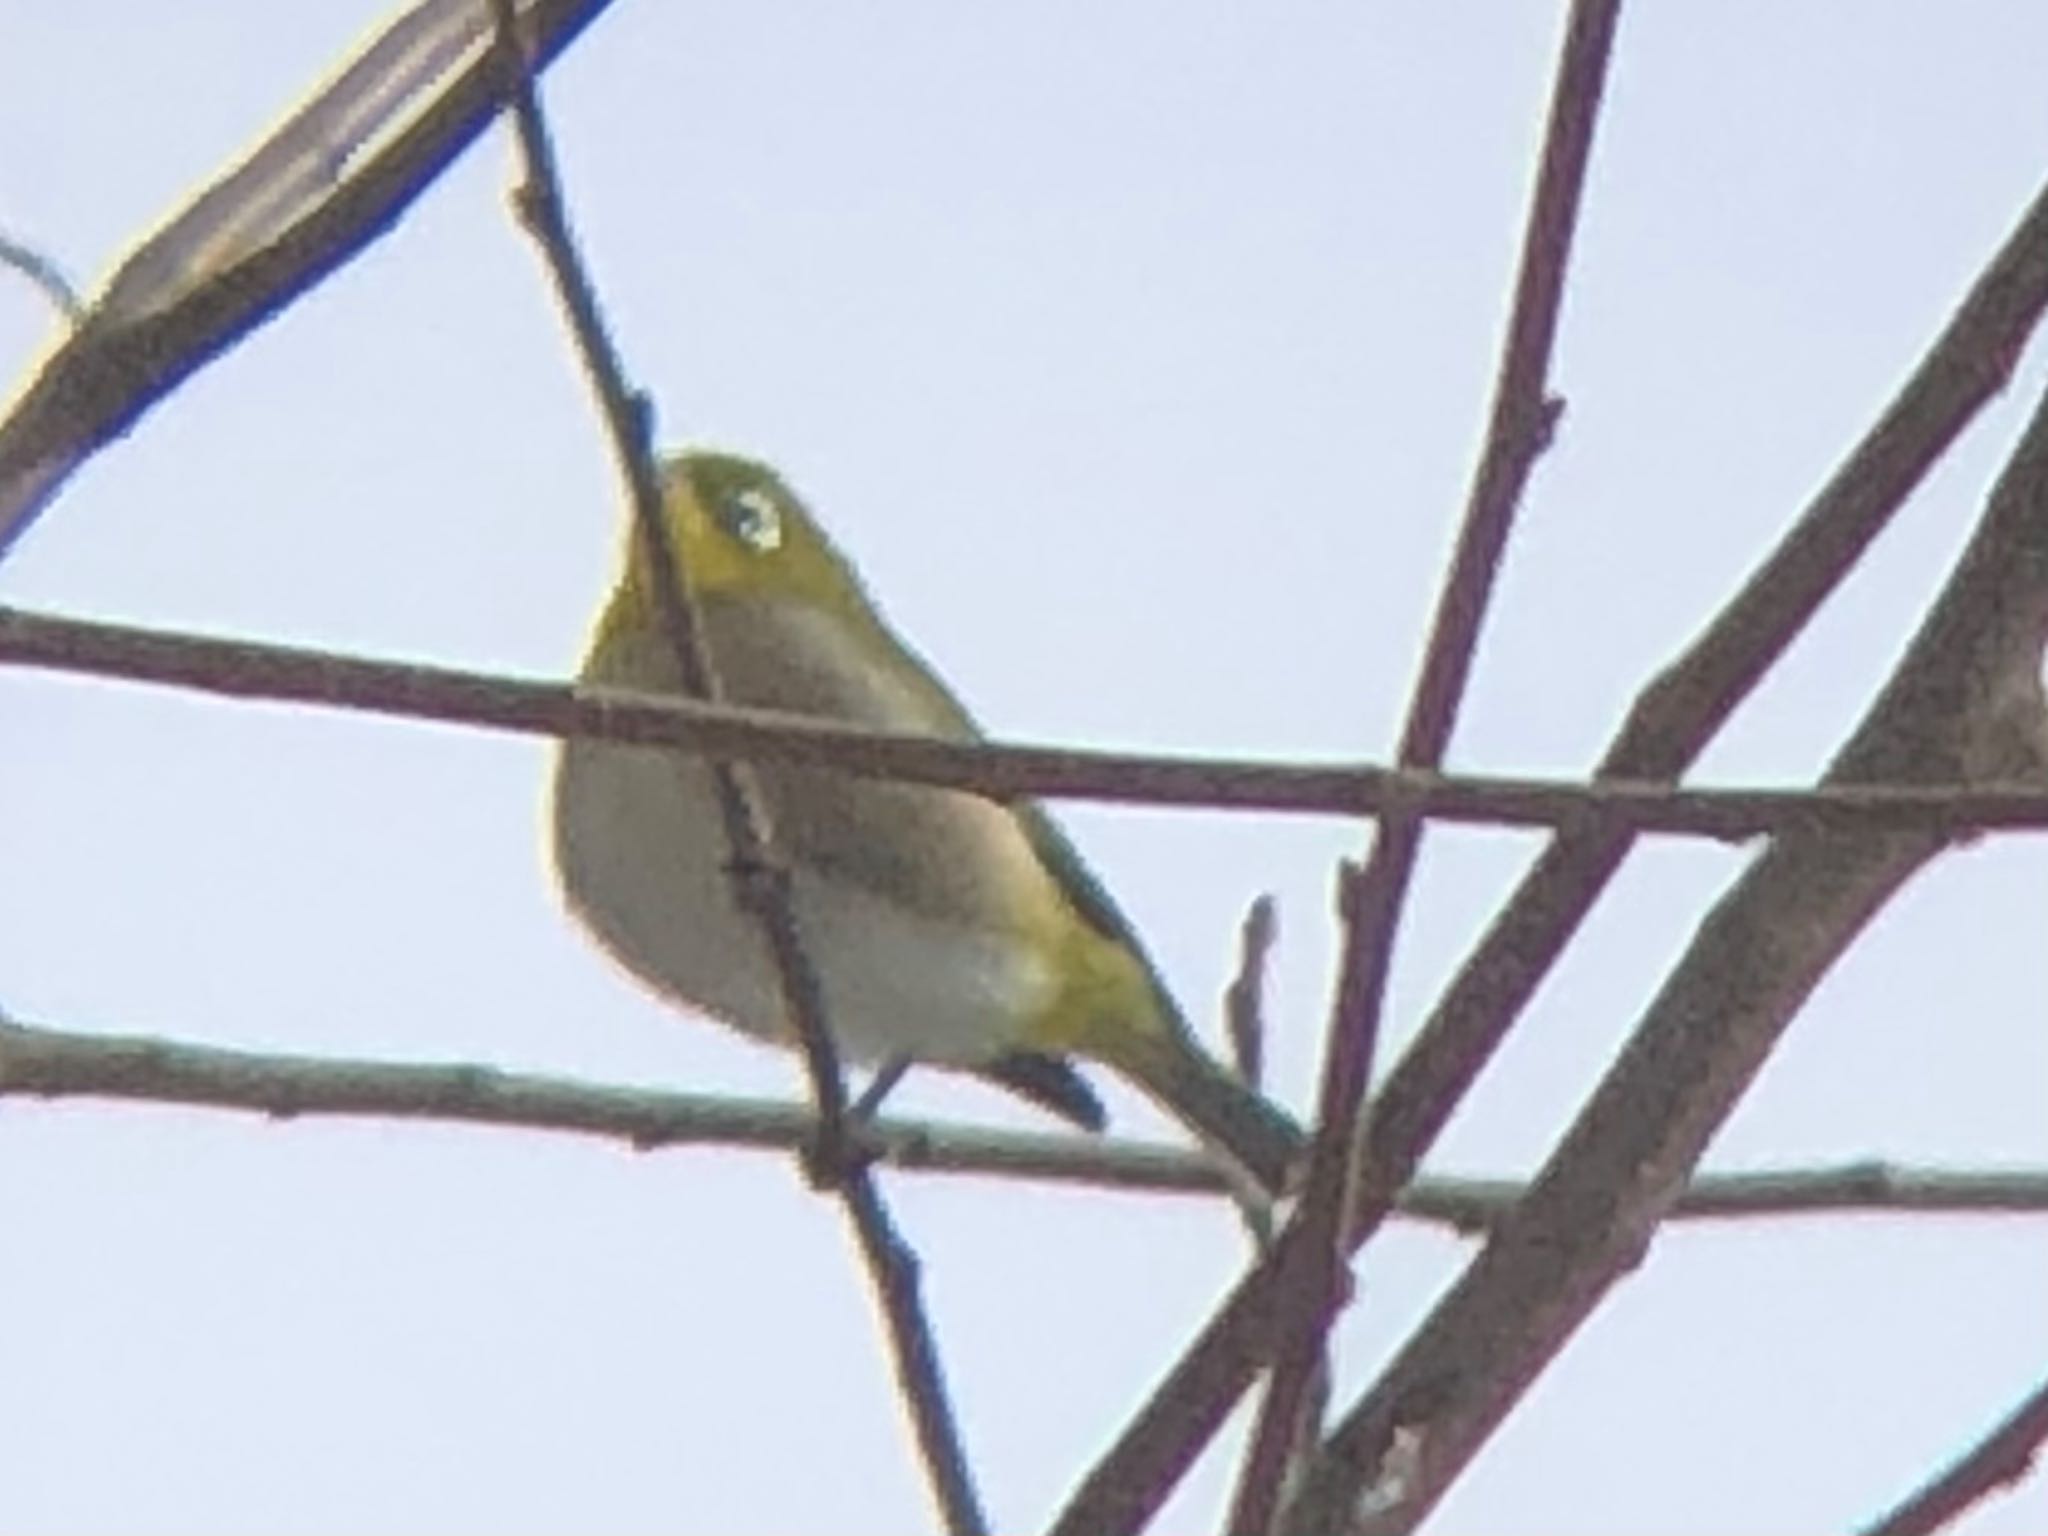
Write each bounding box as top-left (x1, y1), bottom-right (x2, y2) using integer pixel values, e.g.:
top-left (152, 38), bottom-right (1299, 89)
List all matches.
top-left (0, 0), bottom-right (616, 556)
top-left (1235, 3), bottom-right (1617, 1528)
top-left (0, 228), bottom-right (83, 321)
top-left (1407, 1164), bottom-right (2048, 1229)
top-left (1858, 1374), bottom-right (2048, 1536)
top-left (1345, 158), bottom-right (2048, 1261)
top-left (1052, 158), bottom-right (2048, 1536)
top-left (4, 1018), bottom-right (2043, 1224)
top-left (23, 604), bottom-right (2048, 839)
top-left (1223, 894), bottom-right (1277, 1093)
top-left (483, 7), bottom-right (975, 1529)
top-left (0, 1015), bottom-right (1230, 1192)
top-left (1288, 363), bottom-right (2048, 1533)
top-left (481, 0), bottom-right (853, 1172)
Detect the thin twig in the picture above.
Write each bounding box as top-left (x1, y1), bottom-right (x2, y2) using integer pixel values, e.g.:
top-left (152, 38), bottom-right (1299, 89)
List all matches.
top-left (840, 1177), bottom-right (988, 1536)
top-left (1224, 895), bottom-right (1278, 1092)
top-left (482, 0), bottom-right (851, 1180)
top-left (1857, 1373), bottom-right (2048, 1536)
top-left (1224, 874), bottom-right (1354, 1532)
top-left (1353, 167), bottom-right (2048, 1257)
top-left (0, 0), bottom-right (619, 557)
top-left (1090, 4), bottom-right (1623, 1530)
top-left (21, 603), bottom-right (2048, 839)
top-left (482, 9), bottom-right (979, 1528)
top-left (1048, 151), bottom-right (2048, 1536)
top-left (1230, 864), bottom-right (1393, 1536)
top-left (2, 1017), bottom-right (2044, 1222)
top-left (0, 229), bottom-right (84, 322)
top-left (1406, 1163), bottom-right (2048, 1227)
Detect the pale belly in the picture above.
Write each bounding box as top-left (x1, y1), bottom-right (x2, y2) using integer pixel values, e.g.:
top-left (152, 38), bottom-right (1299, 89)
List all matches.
top-left (550, 736), bottom-right (1060, 1066)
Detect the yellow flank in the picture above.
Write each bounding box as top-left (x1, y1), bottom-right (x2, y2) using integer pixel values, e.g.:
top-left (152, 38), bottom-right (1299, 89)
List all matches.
top-left (1029, 911), bottom-right (1169, 1058)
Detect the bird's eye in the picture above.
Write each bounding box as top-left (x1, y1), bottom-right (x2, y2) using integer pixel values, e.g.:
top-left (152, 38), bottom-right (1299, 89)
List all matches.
top-left (718, 487), bottom-right (784, 553)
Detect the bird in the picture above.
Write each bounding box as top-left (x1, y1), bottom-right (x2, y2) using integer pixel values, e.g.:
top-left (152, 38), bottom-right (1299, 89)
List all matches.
top-left (549, 449), bottom-right (1303, 1195)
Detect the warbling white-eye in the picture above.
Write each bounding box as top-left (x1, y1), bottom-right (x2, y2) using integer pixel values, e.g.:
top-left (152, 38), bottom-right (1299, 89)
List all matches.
top-left (551, 451), bottom-right (1303, 1194)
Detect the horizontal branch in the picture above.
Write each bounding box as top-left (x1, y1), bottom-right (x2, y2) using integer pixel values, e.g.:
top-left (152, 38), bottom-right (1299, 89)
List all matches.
top-left (1, 1018), bottom-right (2040, 1226)
top-left (11, 604), bottom-right (2048, 841)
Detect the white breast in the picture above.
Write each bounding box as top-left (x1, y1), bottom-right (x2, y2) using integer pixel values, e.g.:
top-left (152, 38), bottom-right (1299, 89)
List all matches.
top-left (550, 730), bottom-right (1060, 1067)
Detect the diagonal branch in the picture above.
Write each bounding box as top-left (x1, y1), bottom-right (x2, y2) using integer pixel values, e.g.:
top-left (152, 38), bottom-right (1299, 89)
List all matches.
top-left (0, 0), bottom-right (616, 557)
top-left (1287, 366), bottom-right (2048, 1532)
top-left (25, 603), bottom-right (2048, 838)
top-left (483, 5), bottom-right (986, 1529)
top-left (481, 0), bottom-right (853, 1172)
top-left (1047, 160), bottom-right (2048, 1536)
top-left (1857, 1374), bottom-right (2048, 1536)
top-left (1233, 5), bottom-right (1619, 1529)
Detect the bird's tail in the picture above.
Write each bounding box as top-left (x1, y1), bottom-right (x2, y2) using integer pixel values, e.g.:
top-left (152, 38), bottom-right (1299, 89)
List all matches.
top-left (1114, 1028), bottom-right (1305, 1198)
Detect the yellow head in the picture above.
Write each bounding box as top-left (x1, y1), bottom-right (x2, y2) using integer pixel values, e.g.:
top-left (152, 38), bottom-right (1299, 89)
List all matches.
top-left (610, 452), bottom-right (886, 638)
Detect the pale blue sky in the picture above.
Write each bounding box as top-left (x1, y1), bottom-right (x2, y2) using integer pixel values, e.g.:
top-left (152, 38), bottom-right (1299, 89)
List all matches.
top-left (3, 4), bottom-right (2046, 1532)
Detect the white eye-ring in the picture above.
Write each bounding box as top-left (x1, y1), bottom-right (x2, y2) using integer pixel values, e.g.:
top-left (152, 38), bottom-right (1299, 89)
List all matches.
top-left (722, 488), bottom-right (784, 552)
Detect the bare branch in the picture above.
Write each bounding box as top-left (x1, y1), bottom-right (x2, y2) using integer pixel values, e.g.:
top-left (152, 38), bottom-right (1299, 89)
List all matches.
top-left (482, 5), bottom-right (981, 1526)
top-left (1224, 895), bottom-right (1278, 1092)
top-left (1406, 1164), bottom-right (2048, 1229)
top-left (838, 1175), bottom-right (987, 1536)
top-left (1288, 360), bottom-right (2048, 1532)
top-left (21, 604), bottom-right (2048, 840)
top-left (0, 1015), bottom-right (1230, 1193)
top-left (1236, 8), bottom-right (1621, 1530)
top-left (480, 0), bottom-right (853, 1175)
top-left (0, 229), bottom-right (83, 322)
top-left (7, 9), bottom-right (2040, 1532)
top-left (1343, 158), bottom-right (2048, 1276)
top-left (1051, 152), bottom-right (2048, 1536)
top-left (0, 0), bottom-right (616, 557)
top-left (3, 1017), bottom-right (2042, 1224)
top-left (1858, 1376), bottom-right (2048, 1536)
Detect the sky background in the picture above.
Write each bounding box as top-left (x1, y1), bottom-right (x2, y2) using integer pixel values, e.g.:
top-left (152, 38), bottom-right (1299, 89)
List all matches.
top-left (3, 4), bottom-right (2047, 1532)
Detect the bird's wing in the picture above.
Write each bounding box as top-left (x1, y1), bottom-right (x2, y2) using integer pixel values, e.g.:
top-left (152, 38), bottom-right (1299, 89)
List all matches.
top-left (1011, 798), bottom-right (1138, 947)
top-left (1011, 796), bottom-right (1192, 1031)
